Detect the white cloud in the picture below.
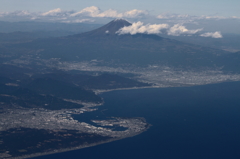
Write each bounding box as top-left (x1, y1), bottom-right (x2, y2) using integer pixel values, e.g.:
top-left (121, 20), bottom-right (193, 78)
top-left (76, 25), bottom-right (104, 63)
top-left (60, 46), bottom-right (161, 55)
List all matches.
top-left (0, 6), bottom-right (239, 29)
top-left (199, 15), bottom-right (227, 20)
top-left (167, 24), bottom-right (202, 36)
top-left (0, 12), bottom-right (8, 17)
top-left (231, 16), bottom-right (240, 19)
top-left (157, 13), bottom-right (189, 19)
top-left (70, 6), bottom-right (147, 19)
top-left (123, 9), bottom-right (148, 18)
top-left (199, 15), bottom-right (240, 20)
top-left (62, 19), bottom-right (94, 23)
top-left (70, 6), bottom-right (100, 17)
top-left (116, 22), bottom-right (204, 36)
top-left (200, 31), bottom-right (223, 38)
top-left (42, 8), bottom-right (74, 17)
top-left (157, 13), bottom-right (202, 24)
top-left (42, 8), bottom-right (62, 16)
top-left (0, 10), bottom-right (31, 17)
top-left (70, 6), bottom-right (122, 18)
top-left (13, 10), bottom-right (31, 16)
top-left (157, 13), bottom-right (240, 22)
top-left (116, 21), bottom-right (169, 35)
top-left (97, 9), bottom-right (122, 18)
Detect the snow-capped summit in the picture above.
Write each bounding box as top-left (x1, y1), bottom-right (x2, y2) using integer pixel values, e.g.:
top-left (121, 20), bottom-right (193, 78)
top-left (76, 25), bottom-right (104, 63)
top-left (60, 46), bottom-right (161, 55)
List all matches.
top-left (78, 19), bottom-right (132, 36)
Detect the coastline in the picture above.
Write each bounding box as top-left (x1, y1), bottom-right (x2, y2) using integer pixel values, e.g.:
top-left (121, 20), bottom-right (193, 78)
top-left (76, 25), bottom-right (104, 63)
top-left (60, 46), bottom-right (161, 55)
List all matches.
top-left (9, 122), bottom-right (151, 159)
top-left (6, 81), bottom-right (240, 159)
top-left (2, 86), bottom-right (155, 159)
top-left (93, 85), bottom-right (163, 95)
top-left (92, 82), bottom-right (208, 95)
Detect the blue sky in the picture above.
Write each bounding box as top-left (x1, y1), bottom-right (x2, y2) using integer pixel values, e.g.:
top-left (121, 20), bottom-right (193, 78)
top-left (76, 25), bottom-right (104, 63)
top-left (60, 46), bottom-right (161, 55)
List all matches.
top-left (1, 0), bottom-right (239, 17)
top-left (0, 0), bottom-right (240, 34)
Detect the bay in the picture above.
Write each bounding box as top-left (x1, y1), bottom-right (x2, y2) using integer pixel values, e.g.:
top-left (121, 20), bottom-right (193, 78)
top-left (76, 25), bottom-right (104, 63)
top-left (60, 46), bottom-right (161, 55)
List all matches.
top-left (33, 81), bottom-right (240, 159)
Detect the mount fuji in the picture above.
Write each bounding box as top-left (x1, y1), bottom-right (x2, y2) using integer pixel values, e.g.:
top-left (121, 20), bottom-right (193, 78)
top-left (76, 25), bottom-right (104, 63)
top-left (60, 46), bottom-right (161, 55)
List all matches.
top-left (5, 19), bottom-right (240, 72)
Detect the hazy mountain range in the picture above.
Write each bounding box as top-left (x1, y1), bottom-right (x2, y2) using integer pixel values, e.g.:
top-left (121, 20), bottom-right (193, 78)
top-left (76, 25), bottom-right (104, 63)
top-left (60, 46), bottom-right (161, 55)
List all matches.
top-left (2, 19), bottom-right (239, 72)
top-left (1, 19), bottom-right (240, 89)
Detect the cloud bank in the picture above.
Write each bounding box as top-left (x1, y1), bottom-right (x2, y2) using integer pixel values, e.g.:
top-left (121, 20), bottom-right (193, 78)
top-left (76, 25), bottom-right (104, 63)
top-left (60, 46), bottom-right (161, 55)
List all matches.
top-left (0, 10), bottom-right (32, 17)
top-left (0, 6), bottom-right (148, 23)
top-left (157, 13), bottom-right (190, 19)
top-left (0, 6), bottom-right (238, 34)
top-left (70, 6), bottom-right (101, 17)
top-left (157, 13), bottom-right (240, 21)
top-left (70, 6), bottom-right (148, 18)
top-left (124, 9), bottom-right (148, 18)
top-left (116, 22), bottom-right (205, 37)
top-left (200, 31), bottom-right (223, 38)
top-left (62, 19), bottom-right (94, 23)
top-left (42, 8), bottom-right (63, 16)
top-left (0, 6), bottom-right (239, 26)
top-left (116, 21), bottom-right (169, 35)
top-left (167, 24), bottom-right (202, 36)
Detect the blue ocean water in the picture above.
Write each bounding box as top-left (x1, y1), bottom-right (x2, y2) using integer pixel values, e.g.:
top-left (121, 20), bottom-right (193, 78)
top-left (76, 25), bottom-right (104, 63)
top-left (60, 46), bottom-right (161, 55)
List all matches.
top-left (33, 82), bottom-right (240, 159)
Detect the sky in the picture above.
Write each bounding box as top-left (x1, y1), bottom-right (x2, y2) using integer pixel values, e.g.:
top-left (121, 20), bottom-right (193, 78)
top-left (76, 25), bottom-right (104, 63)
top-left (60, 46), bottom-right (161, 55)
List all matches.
top-left (0, 0), bottom-right (240, 35)
top-left (1, 0), bottom-right (239, 16)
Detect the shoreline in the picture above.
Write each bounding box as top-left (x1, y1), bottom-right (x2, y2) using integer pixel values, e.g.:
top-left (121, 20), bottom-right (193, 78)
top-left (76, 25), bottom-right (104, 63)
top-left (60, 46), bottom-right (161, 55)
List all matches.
top-left (92, 82), bottom-right (209, 95)
top-left (4, 82), bottom-right (236, 159)
top-left (93, 85), bottom-right (163, 94)
top-left (93, 80), bottom-right (240, 95)
top-left (3, 86), bottom-right (157, 159)
top-left (9, 123), bottom-right (151, 159)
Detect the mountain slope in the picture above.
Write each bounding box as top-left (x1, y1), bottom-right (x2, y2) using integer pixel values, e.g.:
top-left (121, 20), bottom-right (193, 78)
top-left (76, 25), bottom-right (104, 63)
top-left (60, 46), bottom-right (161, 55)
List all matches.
top-left (73, 19), bottom-right (131, 36)
top-left (25, 78), bottom-right (103, 103)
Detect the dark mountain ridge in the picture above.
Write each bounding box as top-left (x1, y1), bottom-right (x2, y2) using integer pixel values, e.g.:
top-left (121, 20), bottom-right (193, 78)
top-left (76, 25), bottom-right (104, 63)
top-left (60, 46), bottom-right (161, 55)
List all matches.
top-left (0, 81), bottom-right (85, 110)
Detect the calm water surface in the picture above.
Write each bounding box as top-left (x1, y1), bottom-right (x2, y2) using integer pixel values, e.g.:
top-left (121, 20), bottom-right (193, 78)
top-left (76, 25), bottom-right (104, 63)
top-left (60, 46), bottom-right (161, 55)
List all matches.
top-left (33, 82), bottom-right (240, 159)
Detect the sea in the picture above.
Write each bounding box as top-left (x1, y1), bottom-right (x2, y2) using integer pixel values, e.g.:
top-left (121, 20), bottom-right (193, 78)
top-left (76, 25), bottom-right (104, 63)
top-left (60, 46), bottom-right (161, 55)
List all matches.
top-left (33, 81), bottom-right (240, 159)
